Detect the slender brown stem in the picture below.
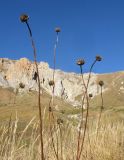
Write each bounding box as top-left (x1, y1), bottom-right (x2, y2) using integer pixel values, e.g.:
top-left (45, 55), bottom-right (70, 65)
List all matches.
top-left (56, 126), bottom-right (59, 160)
top-left (96, 85), bottom-right (104, 139)
top-left (86, 60), bottom-right (97, 89)
top-left (76, 65), bottom-right (86, 160)
top-left (77, 60), bottom-right (97, 160)
top-left (48, 102), bottom-right (59, 160)
top-left (6, 113), bottom-right (12, 157)
top-left (58, 124), bottom-right (63, 160)
top-left (80, 65), bottom-right (87, 117)
top-left (49, 112), bottom-right (59, 160)
top-left (77, 96), bottom-right (90, 160)
top-left (53, 32), bottom-right (59, 81)
top-left (25, 21), bottom-right (44, 160)
top-left (48, 31), bottom-right (60, 160)
top-left (87, 118), bottom-right (93, 158)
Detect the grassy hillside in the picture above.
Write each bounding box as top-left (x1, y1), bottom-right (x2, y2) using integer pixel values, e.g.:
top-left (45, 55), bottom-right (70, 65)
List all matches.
top-left (0, 87), bottom-right (81, 125)
top-left (0, 84), bottom-right (124, 159)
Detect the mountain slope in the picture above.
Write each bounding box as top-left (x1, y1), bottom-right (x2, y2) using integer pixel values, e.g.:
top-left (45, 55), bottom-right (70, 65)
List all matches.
top-left (0, 57), bottom-right (124, 109)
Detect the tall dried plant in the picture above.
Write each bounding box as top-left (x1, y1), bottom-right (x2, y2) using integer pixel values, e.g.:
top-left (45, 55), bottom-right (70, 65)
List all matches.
top-left (48, 27), bottom-right (61, 160)
top-left (96, 80), bottom-right (104, 139)
top-left (77, 55), bottom-right (102, 160)
top-left (20, 14), bottom-right (44, 160)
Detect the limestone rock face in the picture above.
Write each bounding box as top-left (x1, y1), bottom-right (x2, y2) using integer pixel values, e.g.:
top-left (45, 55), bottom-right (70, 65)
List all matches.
top-left (0, 74), bottom-right (9, 87)
top-left (0, 58), bottom-right (107, 106)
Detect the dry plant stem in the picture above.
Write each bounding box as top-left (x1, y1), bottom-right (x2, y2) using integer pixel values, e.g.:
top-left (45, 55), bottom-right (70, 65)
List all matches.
top-left (49, 110), bottom-right (58, 160)
top-left (76, 65), bottom-right (89, 160)
top-left (48, 32), bottom-right (59, 160)
top-left (6, 113), bottom-right (12, 157)
top-left (52, 33), bottom-right (60, 159)
top-left (80, 65), bottom-right (87, 117)
top-left (77, 97), bottom-right (90, 160)
top-left (77, 60), bottom-right (97, 160)
top-left (87, 119), bottom-right (92, 158)
top-left (51, 32), bottom-right (59, 107)
top-left (7, 113), bottom-right (12, 137)
top-left (50, 117), bottom-right (59, 160)
top-left (87, 99), bottom-right (93, 157)
top-left (96, 85), bottom-right (104, 139)
top-left (51, 32), bottom-right (59, 105)
top-left (53, 32), bottom-right (59, 80)
top-left (76, 65), bottom-right (87, 160)
top-left (52, 33), bottom-right (59, 159)
top-left (48, 108), bottom-right (59, 160)
top-left (56, 127), bottom-right (59, 160)
top-left (86, 60), bottom-right (97, 89)
top-left (25, 21), bottom-right (44, 160)
top-left (58, 124), bottom-right (63, 160)
top-left (48, 100), bottom-right (59, 160)
top-left (51, 32), bottom-right (59, 115)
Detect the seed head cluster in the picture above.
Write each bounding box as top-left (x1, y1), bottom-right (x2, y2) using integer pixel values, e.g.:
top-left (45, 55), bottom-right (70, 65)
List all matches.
top-left (76, 59), bottom-right (85, 66)
top-left (55, 27), bottom-right (61, 33)
top-left (49, 80), bottom-right (55, 86)
top-left (96, 55), bottom-right (102, 61)
top-left (57, 118), bottom-right (63, 125)
top-left (89, 93), bottom-right (93, 98)
top-left (20, 14), bottom-right (29, 23)
top-left (99, 80), bottom-right (104, 86)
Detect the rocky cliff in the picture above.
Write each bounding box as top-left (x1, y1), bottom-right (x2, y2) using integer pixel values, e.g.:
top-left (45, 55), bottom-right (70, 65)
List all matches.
top-left (0, 57), bottom-right (118, 106)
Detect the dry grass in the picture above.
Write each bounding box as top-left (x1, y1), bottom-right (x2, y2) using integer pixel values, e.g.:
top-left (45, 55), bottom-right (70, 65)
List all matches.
top-left (0, 85), bottom-right (124, 160)
top-left (0, 88), bottom-right (124, 159)
top-left (0, 88), bottom-right (75, 121)
top-left (0, 88), bottom-right (123, 160)
top-left (1, 66), bottom-right (124, 160)
top-left (0, 113), bottom-right (123, 160)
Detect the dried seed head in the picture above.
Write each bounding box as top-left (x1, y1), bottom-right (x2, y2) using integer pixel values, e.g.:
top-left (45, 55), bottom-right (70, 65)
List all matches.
top-left (99, 80), bottom-right (104, 86)
top-left (49, 80), bottom-right (55, 86)
top-left (96, 55), bottom-right (102, 61)
top-left (55, 27), bottom-right (61, 33)
top-left (57, 118), bottom-right (63, 125)
top-left (49, 107), bottom-right (52, 112)
top-left (19, 82), bottom-right (25, 89)
top-left (101, 106), bottom-right (104, 110)
top-left (20, 14), bottom-right (29, 22)
top-left (89, 93), bottom-right (93, 98)
top-left (76, 59), bottom-right (85, 66)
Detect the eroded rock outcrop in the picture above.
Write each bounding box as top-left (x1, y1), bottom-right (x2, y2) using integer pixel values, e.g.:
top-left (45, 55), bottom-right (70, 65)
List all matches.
top-left (0, 58), bottom-right (106, 106)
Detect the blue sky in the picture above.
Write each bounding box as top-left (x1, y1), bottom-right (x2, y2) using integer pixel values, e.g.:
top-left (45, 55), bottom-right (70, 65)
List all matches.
top-left (0, 0), bottom-right (124, 73)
